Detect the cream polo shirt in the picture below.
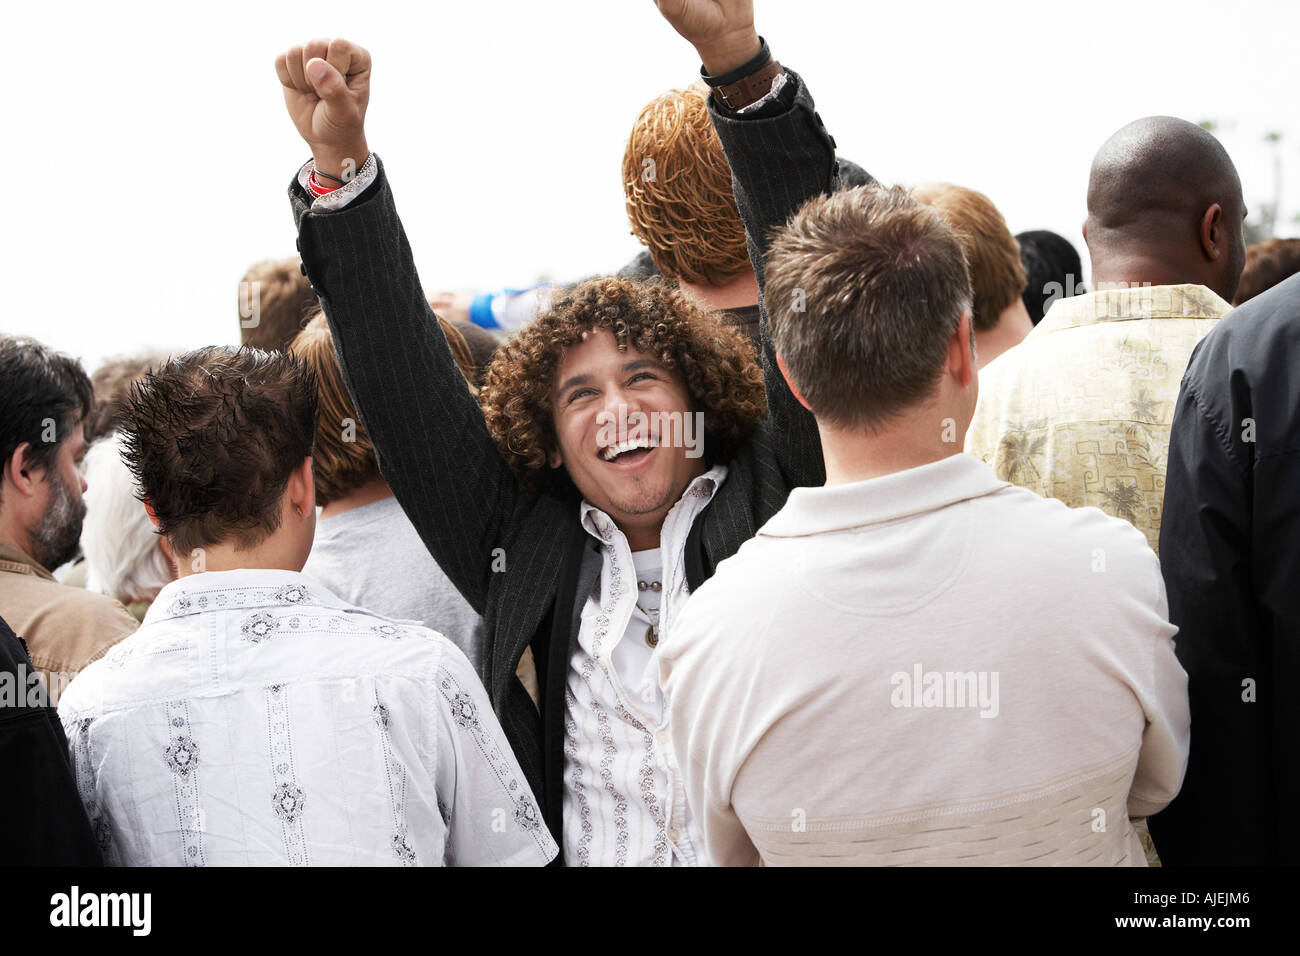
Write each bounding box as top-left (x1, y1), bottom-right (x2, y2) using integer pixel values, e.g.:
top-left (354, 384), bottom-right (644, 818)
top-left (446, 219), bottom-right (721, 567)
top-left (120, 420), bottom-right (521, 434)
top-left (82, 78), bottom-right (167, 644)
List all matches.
top-left (661, 454), bottom-right (1189, 866)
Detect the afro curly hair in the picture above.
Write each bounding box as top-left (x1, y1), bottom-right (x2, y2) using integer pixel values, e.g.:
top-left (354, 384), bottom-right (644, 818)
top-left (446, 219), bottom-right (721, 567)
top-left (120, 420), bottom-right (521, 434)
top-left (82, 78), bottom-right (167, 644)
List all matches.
top-left (478, 277), bottom-right (766, 492)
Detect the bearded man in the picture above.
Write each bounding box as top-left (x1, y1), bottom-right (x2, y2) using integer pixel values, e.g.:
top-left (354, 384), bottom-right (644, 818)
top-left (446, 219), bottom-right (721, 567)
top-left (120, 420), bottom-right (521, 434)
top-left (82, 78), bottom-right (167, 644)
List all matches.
top-left (0, 336), bottom-right (138, 704)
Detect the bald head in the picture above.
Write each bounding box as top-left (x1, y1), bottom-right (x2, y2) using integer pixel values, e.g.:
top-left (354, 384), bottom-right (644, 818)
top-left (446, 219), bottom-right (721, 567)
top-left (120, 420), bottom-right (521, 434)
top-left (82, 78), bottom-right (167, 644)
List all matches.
top-left (1085, 116), bottom-right (1246, 301)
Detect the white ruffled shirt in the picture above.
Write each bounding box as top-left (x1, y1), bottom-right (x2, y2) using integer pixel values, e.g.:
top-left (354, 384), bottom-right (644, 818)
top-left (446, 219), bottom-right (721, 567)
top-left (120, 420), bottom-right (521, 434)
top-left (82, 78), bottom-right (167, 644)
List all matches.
top-left (562, 465), bottom-right (727, 867)
top-left (57, 569), bottom-right (556, 867)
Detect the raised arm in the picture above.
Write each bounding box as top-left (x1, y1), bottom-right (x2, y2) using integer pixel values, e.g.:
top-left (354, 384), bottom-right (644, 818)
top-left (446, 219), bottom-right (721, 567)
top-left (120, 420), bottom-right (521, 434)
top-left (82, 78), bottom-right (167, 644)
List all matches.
top-left (276, 39), bottom-right (521, 615)
top-left (656, 1), bottom-right (863, 488)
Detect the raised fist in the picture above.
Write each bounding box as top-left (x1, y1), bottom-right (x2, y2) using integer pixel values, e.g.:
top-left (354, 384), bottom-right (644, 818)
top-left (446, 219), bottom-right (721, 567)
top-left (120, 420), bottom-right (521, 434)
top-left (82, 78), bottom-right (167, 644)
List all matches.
top-left (652, 0), bottom-right (759, 74)
top-left (275, 38), bottom-right (371, 181)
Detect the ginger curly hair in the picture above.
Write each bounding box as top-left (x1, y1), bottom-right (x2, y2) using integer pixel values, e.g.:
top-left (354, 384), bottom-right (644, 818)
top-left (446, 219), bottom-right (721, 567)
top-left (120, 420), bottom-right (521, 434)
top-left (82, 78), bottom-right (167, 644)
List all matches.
top-left (622, 85), bottom-right (751, 286)
top-left (479, 278), bottom-right (766, 490)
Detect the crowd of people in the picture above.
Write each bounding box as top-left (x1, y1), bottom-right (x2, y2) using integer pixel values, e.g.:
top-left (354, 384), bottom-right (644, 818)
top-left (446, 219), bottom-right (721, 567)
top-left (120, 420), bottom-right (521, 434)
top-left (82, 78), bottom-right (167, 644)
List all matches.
top-left (3, 0), bottom-right (1299, 867)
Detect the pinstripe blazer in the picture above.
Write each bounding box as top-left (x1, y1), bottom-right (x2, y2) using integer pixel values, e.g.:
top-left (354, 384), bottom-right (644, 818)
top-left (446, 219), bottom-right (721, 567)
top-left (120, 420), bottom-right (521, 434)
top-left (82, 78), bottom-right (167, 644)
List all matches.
top-left (292, 71), bottom-right (860, 846)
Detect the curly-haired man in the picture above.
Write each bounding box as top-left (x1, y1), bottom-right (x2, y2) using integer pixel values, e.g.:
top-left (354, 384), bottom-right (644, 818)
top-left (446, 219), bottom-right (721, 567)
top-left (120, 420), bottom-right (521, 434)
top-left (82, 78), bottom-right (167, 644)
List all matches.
top-left (276, 2), bottom-right (861, 864)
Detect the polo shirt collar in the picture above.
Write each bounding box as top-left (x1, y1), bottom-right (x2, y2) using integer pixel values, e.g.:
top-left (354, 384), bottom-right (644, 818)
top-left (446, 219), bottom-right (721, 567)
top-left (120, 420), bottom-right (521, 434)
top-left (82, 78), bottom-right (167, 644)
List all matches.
top-left (760, 453), bottom-right (1009, 538)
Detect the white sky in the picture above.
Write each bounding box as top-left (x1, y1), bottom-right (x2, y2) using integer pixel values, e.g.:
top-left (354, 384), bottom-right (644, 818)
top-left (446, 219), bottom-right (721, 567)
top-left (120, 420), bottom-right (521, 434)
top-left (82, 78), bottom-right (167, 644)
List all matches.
top-left (7, 0), bottom-right (1299, 372)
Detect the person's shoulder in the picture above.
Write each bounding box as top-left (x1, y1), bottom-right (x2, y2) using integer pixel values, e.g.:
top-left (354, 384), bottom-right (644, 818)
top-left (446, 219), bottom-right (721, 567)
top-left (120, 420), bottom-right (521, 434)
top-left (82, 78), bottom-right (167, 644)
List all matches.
top-left (367, 627), bottom-right (487, 720)
top-left (966, 334), bottom-right (1044, 429)
top-left (57, 615), bottom-right (195, 711)
top-left (329, 605), bottom-right (466, 677)
top-left (1189, 273), bottom-right (1300, 380)
top-left (980, 484), bottom-right (1158, 579)
top-left (57, 580), bottom-right (138, 625)
top-left (20, 579), bottom-right (138, 659)
top-left (671, 534), bottom-right (786, 644)
top-left (15, 573), bottom-right (136, 622)
top-left (1180, 274), bottom-right (1300, 459)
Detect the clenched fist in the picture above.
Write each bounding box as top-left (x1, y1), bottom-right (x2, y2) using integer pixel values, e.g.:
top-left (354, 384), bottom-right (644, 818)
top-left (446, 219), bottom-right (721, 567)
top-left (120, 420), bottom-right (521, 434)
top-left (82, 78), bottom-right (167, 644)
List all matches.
top-left (652, 0), bottom-right (759, 75)
top-left (275, 38), bottom-right (371, 182)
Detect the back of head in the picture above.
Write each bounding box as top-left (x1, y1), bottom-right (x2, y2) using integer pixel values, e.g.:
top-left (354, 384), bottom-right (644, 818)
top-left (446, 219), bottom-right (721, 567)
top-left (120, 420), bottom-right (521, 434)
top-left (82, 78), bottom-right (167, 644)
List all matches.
top-left (289, 313), bottom-right (379, 506)
top-left (911, 183), bottom-right (1026, 333)
top-left (764, 184), bottom-right (973, 429)
top-left (622, 86), bottom-right (750, 287)
top-left (86, 352), bottom-right (173, 444)
top-left (1016, 229), bottom-right (1085, 324)
top-left (81, 432), bottom-right (173, 605)
top-left (446, 319), bottom-right (499, 385)
top-left (120, 346), bottom-right (317, 557)
top-left (289, 311), bottom-right (477, 506)
top-left (238, 257), bottom-right (319, 351)
top-left (0, 336), bottom-right (93, 505)
top-left (1234, 238), bottom-right (1300, 306)
top-left (1086, 116), bottom-right (1246, 299)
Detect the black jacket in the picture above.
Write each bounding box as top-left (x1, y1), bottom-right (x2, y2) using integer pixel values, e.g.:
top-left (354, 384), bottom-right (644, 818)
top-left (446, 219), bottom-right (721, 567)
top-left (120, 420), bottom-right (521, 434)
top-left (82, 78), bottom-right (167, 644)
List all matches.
top-left (0, 614), bottom-right (103, 865)
top-left (292, 72), bottom-right (856, 850)
top-left (1148, 272), bottom-right (1300, 864)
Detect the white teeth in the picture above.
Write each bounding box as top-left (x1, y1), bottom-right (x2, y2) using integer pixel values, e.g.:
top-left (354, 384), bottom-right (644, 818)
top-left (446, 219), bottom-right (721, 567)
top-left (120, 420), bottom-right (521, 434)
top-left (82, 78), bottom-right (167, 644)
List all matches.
top-left (600, 436), bottom-right (659, 461)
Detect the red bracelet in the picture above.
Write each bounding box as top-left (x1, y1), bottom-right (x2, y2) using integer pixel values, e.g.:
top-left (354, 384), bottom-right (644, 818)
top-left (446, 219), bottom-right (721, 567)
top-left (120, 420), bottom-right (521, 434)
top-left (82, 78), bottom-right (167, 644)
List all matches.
top-left (306, 169), bottom-right (339, 198)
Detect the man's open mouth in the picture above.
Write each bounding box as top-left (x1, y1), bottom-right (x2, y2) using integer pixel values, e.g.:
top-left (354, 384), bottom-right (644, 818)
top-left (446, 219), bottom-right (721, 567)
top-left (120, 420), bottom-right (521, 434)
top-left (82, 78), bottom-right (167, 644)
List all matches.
top-left (598, 436), bottom-right (660, 463)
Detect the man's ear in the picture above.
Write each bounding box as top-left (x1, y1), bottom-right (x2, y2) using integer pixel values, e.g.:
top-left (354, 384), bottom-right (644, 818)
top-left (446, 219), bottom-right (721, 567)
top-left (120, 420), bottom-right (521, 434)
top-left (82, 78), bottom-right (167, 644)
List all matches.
top-left (950, 308), bottom-right (976, 386)
top-left (156, 535), bottom-right (177, 578)
top-left (774, 353), bottom-right (813, 412)
top-left (289, 457), bottom-right (315, 516)
top-left (143, 499), bottom-right (162, 529)
top-left (548, 446), bottom-right (564, 469)
top-left (3, 443), bottom-right (41, 498)
top-left (1200, 203), bottom-right (1225, 261)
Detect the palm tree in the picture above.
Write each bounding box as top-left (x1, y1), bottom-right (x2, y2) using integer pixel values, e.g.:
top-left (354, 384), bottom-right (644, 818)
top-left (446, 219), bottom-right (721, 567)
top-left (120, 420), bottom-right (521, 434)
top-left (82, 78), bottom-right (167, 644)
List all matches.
top-left (998, 427), bottom-right (1047, 485)
top-left (1101, 480), bottom-right (1143, 524)
top-left (1131, 390), bottom-right (1161, 424)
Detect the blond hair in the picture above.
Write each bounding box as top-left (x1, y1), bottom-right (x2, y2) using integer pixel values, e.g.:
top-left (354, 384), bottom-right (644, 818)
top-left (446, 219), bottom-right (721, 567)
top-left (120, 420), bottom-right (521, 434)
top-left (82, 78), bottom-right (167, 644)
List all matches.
top-left (622, 86), bottom-right (750, 286)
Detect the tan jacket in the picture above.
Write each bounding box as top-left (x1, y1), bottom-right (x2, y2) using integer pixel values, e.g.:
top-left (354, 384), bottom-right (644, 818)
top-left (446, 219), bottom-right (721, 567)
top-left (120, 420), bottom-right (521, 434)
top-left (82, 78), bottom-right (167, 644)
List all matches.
top-left (0, 541), bottom-right (138, 704)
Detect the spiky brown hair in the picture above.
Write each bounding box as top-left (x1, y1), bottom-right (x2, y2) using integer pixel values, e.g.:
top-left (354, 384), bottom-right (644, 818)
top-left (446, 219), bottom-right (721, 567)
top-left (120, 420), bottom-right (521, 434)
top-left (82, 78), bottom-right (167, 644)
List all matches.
top-left (121, 346), bottom-right (317, 555)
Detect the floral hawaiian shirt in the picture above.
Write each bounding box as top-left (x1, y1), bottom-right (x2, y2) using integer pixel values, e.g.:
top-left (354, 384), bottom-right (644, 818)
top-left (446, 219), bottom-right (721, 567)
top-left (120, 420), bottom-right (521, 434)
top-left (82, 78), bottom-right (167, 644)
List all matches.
top-left (966, 284), bottom-right (1228, 554)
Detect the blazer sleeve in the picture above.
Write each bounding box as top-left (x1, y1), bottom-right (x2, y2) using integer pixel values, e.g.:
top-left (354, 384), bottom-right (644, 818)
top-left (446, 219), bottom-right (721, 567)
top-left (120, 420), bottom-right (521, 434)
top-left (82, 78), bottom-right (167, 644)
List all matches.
top-left (709, 71), bottom-right (864, 489)
top-left (291, 160), bottom-right (522, 616)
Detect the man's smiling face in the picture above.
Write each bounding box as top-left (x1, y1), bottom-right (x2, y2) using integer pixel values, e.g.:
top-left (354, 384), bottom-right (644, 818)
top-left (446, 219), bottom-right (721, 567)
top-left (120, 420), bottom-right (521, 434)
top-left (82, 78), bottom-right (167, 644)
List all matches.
top-left (549, 328), bottom-right (707, 542)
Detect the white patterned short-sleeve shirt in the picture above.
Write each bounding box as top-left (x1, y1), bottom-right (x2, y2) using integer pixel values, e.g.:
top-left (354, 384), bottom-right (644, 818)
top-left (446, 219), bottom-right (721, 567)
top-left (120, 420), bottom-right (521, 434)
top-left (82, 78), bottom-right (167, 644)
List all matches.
top-left (56, 569), bottom-right (556, 867)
